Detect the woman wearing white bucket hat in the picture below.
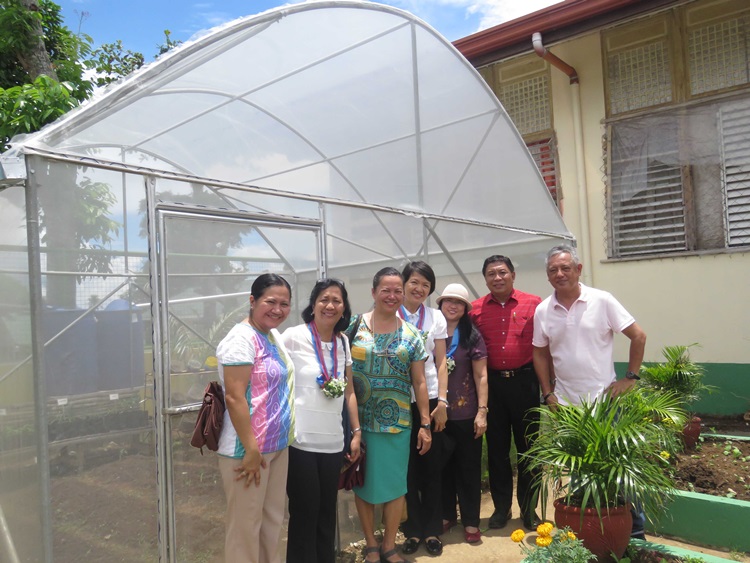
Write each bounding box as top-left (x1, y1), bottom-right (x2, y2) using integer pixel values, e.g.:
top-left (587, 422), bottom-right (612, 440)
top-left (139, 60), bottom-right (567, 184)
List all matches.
top-left (435, 283), bottom-right (488, 544)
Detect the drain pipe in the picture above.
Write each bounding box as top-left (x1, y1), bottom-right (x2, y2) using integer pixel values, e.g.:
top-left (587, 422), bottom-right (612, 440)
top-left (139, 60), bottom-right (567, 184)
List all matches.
top-left (532, 32), bottom-right (593, 286)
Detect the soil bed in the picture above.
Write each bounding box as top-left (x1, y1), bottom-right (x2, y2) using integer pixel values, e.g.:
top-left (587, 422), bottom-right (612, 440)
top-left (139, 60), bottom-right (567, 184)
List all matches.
top-left (671, 436), bottom-right (750, 501)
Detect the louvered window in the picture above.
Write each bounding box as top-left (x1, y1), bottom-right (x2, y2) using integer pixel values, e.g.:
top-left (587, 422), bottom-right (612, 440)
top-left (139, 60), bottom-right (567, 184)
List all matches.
top-left (720, 100), bottom-right (750, 246)
top-left (605, 0), bottom-right (750, 257)
top-left (526, 137), bottom-right (559, 206)
top-left (485, 56), bottom-right (561, 207)
top-left (608, 97), bottom-right (750, 257)
top-left (609, 118), bottom-right (686, 256)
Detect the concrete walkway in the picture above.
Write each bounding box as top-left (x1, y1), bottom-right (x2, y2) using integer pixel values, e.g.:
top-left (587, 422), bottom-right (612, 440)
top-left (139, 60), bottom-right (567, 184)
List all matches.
top-left (338, 490), bottom-right (749, 562)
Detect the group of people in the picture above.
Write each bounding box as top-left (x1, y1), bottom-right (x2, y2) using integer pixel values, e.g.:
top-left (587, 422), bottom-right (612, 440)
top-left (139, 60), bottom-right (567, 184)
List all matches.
top-left (213, 242), bottom-right (646, 563)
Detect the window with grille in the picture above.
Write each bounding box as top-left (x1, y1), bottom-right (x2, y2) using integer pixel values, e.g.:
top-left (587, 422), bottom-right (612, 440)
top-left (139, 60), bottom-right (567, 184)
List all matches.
top-left (485, 56), bottom-right (560, 206)
top-left (608, 97), bottom-right (750, 257)
top-left (604, 0), bottom-right (750, 257)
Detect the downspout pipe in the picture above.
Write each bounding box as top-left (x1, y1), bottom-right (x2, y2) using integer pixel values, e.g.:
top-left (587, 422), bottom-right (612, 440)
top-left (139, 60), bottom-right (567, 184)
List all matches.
top-left (532, 32), bottom-right (593, 286)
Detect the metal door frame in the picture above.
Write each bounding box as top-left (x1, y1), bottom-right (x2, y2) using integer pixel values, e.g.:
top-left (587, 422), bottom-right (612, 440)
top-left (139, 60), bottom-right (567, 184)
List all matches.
top-left (149, 199), bottom-right (324, 562)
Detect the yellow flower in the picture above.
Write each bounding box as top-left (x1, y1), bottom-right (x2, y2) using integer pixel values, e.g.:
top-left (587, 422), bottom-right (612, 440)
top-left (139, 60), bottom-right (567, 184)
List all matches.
top-left (510, 529), bottom-right (526, 543)
top-left (536, 522), bottom-right (554, 537)
top-left (659, 451), bottom-right (670, 460)
top-left (567, 531), bottom-right (577, 541)
top-left (536, 535), bottom-right (553, 547)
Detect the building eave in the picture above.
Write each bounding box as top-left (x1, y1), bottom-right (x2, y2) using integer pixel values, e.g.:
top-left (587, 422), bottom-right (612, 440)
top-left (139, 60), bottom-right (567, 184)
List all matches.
top-left (454, 0), bottom-right (680, 65)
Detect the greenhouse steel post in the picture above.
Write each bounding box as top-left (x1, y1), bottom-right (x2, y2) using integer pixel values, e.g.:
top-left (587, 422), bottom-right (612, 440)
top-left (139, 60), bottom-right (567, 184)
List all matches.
top-left (0, 501), bottom-right (21, 563)
top-left (25, 158), bottom-right (53, 562)
top-left (145, 176), bottom-right (172, 562)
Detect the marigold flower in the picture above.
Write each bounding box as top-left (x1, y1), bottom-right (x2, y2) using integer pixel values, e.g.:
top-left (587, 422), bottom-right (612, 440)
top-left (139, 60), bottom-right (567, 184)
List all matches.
top-left (567, 531), bottom-right (577, 541)
top-left (535, 535), bottom-right (553, 547)
top-left (536, 522), bottom-right (554, 537)
top-left (659, 451), bottom-right (670, 460)
top-left (510, 529), bottom-right (526, 543)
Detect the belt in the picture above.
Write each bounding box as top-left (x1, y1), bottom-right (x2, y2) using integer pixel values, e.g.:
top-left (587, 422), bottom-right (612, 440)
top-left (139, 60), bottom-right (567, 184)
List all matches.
top-left (490, 363), bottom-right (534, 378)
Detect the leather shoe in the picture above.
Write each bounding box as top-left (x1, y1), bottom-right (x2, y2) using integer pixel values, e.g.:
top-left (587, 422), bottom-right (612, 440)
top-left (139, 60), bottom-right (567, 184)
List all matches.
top-left (488, 509), bottom-right (512, 529)
top-left (464, 528), bottom-right (482, 543)
top-left (424, 537), bottom-right (442, 556)
top-left (401, 537), bottom-right (420, 555)
top-left (442, 519), bottom-right (457, 534)
top-left (522, 512), bottom-right (541, 531)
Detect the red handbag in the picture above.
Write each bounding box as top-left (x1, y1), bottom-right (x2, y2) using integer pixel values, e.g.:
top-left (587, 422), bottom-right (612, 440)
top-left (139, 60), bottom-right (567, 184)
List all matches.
top-left (338, 442), bottom-right (366, 491)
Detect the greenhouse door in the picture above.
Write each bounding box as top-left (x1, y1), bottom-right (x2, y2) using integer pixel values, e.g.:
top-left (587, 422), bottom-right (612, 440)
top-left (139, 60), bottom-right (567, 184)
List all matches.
top-left (154, 205), bottom-right (323, 562)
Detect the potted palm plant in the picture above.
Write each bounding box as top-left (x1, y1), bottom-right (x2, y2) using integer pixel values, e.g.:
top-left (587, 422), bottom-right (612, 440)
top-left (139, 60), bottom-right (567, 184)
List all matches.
top-left (639, 344), bottom-right (714, 449)
top-left (523, 389), bottom-right (687, 562)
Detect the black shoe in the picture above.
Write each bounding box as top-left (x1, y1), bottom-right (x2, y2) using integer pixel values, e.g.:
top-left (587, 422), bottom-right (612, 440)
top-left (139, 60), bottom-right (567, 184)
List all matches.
top-left (424, 537), bottom-right (443, 556)
top-left (631, 532), bottom-right (646, 541)
top-left (401, 537), bottom-right (421, 555)
top-left (488, 509), bottom-right (512, 529)
top-left (522, 512), bottom-right (541, 531)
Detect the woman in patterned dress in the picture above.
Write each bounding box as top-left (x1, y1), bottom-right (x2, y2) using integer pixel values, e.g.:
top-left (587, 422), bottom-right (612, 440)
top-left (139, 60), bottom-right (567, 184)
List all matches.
top-left (215, 273), bottom-right (295, 563)
top-left (350, 267), bottom-right (432, 563)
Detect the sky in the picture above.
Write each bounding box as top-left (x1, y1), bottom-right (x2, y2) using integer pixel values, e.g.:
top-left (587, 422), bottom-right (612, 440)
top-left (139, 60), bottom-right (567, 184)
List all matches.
top-left (55, 0), bottom-right (561, 60)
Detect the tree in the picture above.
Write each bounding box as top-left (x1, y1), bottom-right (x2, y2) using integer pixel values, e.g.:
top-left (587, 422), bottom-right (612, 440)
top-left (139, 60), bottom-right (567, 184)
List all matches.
top-left (0, 0), bottom-right (137, 307)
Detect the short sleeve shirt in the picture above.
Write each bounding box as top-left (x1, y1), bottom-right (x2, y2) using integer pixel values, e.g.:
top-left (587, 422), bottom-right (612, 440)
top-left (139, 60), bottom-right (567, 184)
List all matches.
top-left (469, 289), bottom-right (540, 370)
top-left (532, 284), bottom-right (635, 406)
top-left (349, 317), bottom-right (428, 433)
top-left (446, 332), bottom-right (488, 420)
top-left (216, 323), bottom-right (295, 457)
top-left (281, 323), bottom-right (352, 453)
top-left (398, 305), bottom-right (448, 399)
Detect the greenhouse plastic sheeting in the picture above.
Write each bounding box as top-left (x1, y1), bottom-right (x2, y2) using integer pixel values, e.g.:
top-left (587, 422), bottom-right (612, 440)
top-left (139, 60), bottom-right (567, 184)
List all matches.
top-left (5, 0), bottom-right (569, 240)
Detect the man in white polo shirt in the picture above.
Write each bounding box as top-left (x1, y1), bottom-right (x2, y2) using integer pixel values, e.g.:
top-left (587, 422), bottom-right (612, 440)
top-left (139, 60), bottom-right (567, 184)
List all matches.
top-left (532, 244), bottom-right (646, 407)
top-left (531, 243), bottom-right (647, 538)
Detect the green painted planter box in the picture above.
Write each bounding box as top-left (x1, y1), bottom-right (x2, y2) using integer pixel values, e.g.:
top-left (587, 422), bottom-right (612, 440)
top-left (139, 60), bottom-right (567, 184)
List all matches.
top-left (646, 489), bottom-right (750, 552)
top-left (631, 539), bottom-right (738, 562)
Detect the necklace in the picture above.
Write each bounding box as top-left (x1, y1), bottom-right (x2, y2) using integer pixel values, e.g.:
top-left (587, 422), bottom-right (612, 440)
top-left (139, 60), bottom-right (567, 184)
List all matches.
top-left (370, 313), bottom-right (399, 357)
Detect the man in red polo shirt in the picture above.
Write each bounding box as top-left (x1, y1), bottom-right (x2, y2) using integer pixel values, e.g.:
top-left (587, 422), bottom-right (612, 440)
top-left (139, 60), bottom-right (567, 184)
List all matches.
top-left (469, 255), bottom-right (541, 531)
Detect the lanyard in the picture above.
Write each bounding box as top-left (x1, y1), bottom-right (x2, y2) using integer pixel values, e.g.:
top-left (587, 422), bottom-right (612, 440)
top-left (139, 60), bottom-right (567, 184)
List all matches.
top-left (446, 329), bottom-right (459, 358)
top-left (308, 322), bottom-right (338, 383)
top-left (398, 304), bottom-right (425, 330)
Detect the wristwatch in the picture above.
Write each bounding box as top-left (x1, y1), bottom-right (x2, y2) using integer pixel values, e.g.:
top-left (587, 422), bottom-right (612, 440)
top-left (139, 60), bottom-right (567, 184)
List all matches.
top-left (624, 371), bottom-right (641, 380)
top-left (420, 423), bottom-right (431, 430)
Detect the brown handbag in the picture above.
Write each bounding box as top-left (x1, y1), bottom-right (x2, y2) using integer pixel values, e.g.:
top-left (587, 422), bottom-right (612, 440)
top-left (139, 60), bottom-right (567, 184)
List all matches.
top-left (190, 381), bottom-right (226, 454)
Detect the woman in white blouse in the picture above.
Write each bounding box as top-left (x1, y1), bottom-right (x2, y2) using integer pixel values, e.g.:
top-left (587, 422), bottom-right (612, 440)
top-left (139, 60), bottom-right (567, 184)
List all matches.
top-left (281, 278), bottom-right (361, 563)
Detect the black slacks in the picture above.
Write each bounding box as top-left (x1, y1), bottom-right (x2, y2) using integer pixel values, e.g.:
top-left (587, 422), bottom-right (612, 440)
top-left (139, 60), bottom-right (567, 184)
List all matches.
top-left (441, 417), bottom-right (482, 528)
top-left (402, 398), bottom-right (444, 539)
top-left (485, 366), bottom-right (540, 518)
top-left (286, 446), bottom-right (344, 563)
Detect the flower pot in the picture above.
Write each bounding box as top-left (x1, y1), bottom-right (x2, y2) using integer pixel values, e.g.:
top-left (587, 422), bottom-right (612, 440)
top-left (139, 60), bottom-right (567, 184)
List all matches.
top-left (554, 498), bottom-right (632, 562)
top-left (682, 416), bottom-right (701, 449)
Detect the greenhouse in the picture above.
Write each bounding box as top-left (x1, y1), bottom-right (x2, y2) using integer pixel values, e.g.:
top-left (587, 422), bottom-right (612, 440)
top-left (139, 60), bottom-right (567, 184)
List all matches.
top-left (0, 1), bottom-right (571, 561)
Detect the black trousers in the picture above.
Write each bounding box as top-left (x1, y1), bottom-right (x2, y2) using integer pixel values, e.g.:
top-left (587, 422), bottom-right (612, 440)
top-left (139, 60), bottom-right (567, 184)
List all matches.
top-left (485, 365), bottom-right (540, 518)
top-left (402, 399), bottom-right (444, 539)
top-left (286, 446), bottom-right (344, 563)
top-left (441, 418), bottom-right (482, 528)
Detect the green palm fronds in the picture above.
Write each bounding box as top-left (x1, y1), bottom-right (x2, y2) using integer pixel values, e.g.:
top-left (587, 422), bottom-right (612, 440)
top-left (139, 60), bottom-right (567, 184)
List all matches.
top-left (524, 389), bottom-right (687, 524)
top-left (639, 344), bottom-right (714, 409)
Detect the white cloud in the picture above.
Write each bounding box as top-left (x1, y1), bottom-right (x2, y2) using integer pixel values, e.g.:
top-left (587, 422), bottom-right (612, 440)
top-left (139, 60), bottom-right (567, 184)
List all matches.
top-left (389, 0), bottom-right (561, 34)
